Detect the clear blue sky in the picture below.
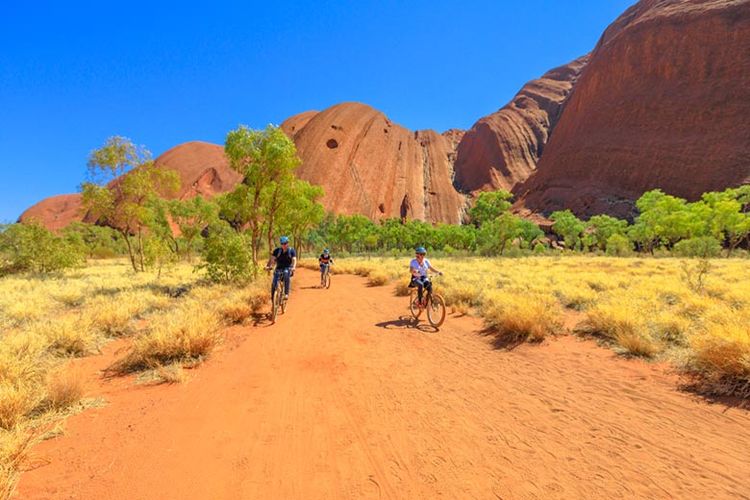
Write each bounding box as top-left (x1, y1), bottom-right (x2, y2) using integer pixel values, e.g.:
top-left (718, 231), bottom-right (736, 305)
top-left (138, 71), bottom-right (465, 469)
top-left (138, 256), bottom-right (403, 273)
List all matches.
top-left (0, 0), bottom-right (634, 222)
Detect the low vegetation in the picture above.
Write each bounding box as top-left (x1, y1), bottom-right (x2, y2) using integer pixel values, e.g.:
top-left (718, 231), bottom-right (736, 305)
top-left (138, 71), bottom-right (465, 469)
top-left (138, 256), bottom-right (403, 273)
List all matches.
top-left (0, 260), bottom-right (268, 497)
top-left (315, 255), bottom-right (750, 400)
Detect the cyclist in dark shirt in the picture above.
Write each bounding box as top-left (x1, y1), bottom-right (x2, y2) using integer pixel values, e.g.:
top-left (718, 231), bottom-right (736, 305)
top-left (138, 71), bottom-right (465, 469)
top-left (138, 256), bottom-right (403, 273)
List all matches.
top-left (265, 236), bottom-right (297, 300)
top-left (318, 248), bottom-right (334, 286)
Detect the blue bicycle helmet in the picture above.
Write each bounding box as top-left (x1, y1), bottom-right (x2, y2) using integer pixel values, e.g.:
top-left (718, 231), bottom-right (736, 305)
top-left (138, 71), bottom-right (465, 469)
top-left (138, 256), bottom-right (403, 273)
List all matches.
top-left (323, 248), bottom-right (330, 254)
top-left (280, 236), bottom-right (289, 244)
top-left (415, 246), bottom-right (427, 254)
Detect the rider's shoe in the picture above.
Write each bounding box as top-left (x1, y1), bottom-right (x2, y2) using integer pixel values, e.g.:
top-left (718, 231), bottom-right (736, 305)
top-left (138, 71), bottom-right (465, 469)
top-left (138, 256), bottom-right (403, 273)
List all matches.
top-left (284, 294), bottom-right (289, 301)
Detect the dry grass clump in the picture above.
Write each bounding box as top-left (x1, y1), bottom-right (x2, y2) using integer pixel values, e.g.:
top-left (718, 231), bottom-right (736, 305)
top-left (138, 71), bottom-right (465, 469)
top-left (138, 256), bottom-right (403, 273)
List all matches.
top-left (0, 427), bottom-right (37, 500)
top-left (584, 301), bottom-right (659, 357)
top-left (554, 284), bottom-right (598, 311)
top-left (482, 291), bottom-right (562, 344)
top-left (154, 363), bottom-right (187, 384)
top-left (686, 321), bottom-right (750, 398)
top-left (219, 303), bottom-right (254, 325)
top-left (114, 304), bottom-right (221, 373)
top-left (216, 283), bottom-right (268, 325)
top-left (0, 384), bottom-right (39, 432)
top-left (440, 281), bottom-right (481, 307)
top-left (35, 317), bottom-right (99, 357)
top-left (394, 280), bottom-right (412, 297)
top-left (367, 271), bottom-right (389, 287)
top-left (43, 368), bottom-right (85, 412)
top-left (85, 293), bottom-right (148, 337)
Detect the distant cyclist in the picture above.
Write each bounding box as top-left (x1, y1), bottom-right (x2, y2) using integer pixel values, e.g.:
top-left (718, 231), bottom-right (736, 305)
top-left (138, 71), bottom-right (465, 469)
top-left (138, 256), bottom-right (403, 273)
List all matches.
top-left (318, 248), bottom-right (334, 286)
top-left (266, 236), bottom-right (297, 301)
top-left (409, 246), bottom-right (443, 306)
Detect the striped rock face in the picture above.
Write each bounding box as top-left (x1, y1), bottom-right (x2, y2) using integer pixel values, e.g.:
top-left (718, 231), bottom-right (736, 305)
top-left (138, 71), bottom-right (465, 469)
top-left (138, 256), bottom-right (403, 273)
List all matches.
top-left (517, 0), bottom-right (750, 219)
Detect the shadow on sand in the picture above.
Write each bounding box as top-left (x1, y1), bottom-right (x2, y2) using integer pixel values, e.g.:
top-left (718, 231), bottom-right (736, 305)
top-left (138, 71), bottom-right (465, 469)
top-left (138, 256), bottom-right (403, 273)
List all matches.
top-left (479, 327), bottom-right (528, 351)
top-left (375, 315), bottom-right (439, 333)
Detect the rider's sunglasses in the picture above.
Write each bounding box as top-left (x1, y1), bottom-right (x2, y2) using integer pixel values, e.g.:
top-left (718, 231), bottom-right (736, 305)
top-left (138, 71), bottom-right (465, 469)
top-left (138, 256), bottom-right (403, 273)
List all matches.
top-left (416, 253), bottom-right (425, 256)
top-left (281, 242), bottom-right (288, 246)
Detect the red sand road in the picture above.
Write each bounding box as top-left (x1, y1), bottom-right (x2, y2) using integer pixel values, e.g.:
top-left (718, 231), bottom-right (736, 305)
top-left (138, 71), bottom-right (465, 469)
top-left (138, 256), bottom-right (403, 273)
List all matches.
top-left (17, 270), bottom-right (750, 499)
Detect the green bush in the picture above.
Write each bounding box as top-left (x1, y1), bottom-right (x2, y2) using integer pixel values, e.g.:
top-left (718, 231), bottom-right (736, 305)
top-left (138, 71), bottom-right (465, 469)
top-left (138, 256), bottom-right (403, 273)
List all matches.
top-left (199, 224), bottom-right (255, 284)
top-left (673, 236), bottom-right (722, 258)
top-left (533, 243), bottom-right (547, 254)
top-left (0, 222), bottom-right (84, 274)
top-left (605, 234), bottom-right (633, 256)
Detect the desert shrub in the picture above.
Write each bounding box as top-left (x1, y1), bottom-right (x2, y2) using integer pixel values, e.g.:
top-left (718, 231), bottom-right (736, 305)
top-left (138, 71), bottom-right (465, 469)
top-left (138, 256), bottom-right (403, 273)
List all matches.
top-left (673, 236), bottom-right (722, 258)
top-left (482, 291), bottom-right (562, 343)
top-left (605, 234), bottom-right (632, 256)
top-left (200, 224), bottom-right (255, 284)
top-left (0, 222), bottom-right (84, 275)
top-left (533, 243), bottom-right (547, 254)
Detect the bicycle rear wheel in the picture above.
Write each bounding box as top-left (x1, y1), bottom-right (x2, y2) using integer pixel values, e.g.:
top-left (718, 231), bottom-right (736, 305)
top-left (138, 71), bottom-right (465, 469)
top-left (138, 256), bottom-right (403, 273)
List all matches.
top-left (427, 294), bottom-right (446, 327)
top-left (409, 289), bottom-right (422, 319)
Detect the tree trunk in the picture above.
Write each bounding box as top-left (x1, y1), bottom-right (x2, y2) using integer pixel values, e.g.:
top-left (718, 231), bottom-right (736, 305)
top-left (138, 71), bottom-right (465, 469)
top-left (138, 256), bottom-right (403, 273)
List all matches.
top-left (137, 227), bottom-right (145, 272)
top-left (122, 231), bottom-right (138, 272)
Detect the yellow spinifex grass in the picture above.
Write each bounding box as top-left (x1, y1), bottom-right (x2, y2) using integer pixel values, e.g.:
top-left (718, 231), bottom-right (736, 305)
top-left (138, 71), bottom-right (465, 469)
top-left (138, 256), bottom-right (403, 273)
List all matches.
top-left (314, 254), bottom-right (750, 397)
top-left (0, 258), bottom-right (252, 497)
top-left (115, 304), bottom-right (222, 373)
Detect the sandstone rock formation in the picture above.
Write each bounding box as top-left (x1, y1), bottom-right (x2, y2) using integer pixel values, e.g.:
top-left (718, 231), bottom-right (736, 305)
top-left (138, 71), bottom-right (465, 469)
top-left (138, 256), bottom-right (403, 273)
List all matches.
top-left (281, 102), bottom-right (467, 224)
top-left (453, 56), bottom-right (589, 193)
top-left (18, 194), bottom-right (84, 232)
top-left (150, 141), bottom-right (243, 200)
top-left (20, 142), bottom-right (243, 230)
top-left (517, 0), bottom-right (750, 219)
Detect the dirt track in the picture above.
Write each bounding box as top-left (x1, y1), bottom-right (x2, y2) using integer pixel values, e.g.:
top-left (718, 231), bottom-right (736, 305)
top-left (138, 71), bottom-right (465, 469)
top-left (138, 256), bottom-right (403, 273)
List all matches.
top-left (17, 270), bottom-right (750, 499)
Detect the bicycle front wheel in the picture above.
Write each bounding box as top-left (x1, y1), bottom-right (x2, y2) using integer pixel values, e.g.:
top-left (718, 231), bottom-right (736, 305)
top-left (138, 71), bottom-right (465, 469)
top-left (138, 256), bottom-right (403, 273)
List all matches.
top-left (324, 272), bottom-right (331, 289)
top-left (427, 294), bottom-right (446, 327)
top-left (270, 288), bottom-right (280, 323)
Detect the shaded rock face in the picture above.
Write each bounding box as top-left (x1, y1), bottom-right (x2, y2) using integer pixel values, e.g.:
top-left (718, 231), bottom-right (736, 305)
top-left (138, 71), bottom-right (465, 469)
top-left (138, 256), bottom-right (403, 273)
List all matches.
top-left (18, 194), bottom-right (84, 232)
top-left (517, 0), bottom-right (750, 219)
top-left (453, 56), bottom-right (589, 193)
top-left (281, 102), bottom-right (467, 224)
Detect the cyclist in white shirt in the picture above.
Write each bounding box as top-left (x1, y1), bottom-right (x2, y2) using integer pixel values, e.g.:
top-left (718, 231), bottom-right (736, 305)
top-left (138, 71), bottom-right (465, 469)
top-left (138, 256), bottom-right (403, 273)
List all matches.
top-left (409, 246), bottom-right (443, 306)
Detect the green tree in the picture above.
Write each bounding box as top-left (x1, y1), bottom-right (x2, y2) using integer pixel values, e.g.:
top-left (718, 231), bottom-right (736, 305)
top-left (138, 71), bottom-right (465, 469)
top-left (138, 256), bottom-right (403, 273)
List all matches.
top-left (0, 222), bottom-right (84, 274)
top-left (550, 210), bottom-right (585, 251)
top-left (583, 215), bottom-right (628, 251)
top-left (701, 189), bottom-right (750, 255)
top-left (478, 212), bottom-right (524, 255)
top-left (469, 191), bottom-right (513, 227)
top-left (168, 197), bottom-right (219, 261)
top-left (81, 136), bottom-right (180, 272)
top-left (632, 190), bottom-right (704, 249)
top-left (63, 222), bottom-right (126, 258)
top-left (199, 221), bottom-right (255, 284)
top-left (278, 180), bottom-right (325, 255)
top-left (224, 125), bottom-right (300, 264)
top-left (605, 234), bottom-right (632, 256)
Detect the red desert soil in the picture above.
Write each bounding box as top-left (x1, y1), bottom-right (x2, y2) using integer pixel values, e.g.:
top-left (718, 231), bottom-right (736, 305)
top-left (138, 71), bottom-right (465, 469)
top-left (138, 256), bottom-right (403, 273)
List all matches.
top-left (17, 270), bottom-right (750, 499)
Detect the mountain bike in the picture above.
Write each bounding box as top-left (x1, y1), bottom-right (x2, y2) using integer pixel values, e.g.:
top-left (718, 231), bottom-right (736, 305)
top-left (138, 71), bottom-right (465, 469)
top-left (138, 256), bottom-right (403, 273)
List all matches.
top-left (266, 267), bottom-right (290, 323)
top-left (408, 274), bottom-right (446, 327)
top-left (321, 263), bottom-right (331, 289)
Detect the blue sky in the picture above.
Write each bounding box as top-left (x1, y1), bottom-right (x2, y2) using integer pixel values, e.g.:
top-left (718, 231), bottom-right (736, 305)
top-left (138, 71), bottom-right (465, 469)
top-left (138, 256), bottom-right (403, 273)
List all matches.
top-left (0, 0), bottom-right (634, 222)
